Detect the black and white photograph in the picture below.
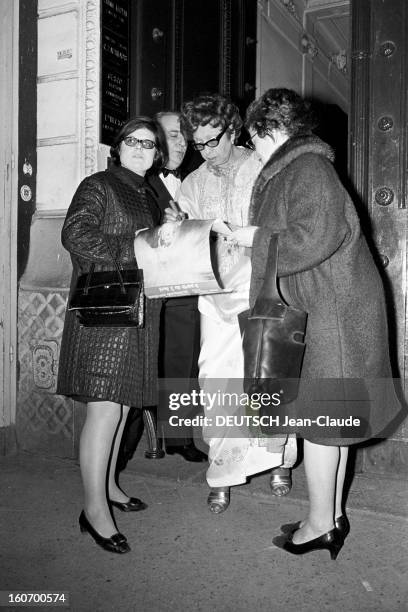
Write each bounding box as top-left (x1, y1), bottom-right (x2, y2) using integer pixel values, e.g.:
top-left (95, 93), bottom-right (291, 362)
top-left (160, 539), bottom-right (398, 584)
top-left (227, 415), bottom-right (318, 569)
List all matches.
top-left (1, 0), bottom-right (407, 610)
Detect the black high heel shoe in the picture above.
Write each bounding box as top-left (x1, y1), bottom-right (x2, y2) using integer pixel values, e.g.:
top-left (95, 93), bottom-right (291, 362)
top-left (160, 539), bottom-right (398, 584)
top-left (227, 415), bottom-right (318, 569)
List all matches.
top-left (109, 497), bottom-right (147, 512)
top-left (334, 514), bottom-right (350, 538)
top-left (273, 528), bottom-right (344, 560)
top-left (281, 514), bottom-right (350, 540)
top-left (79, 511), bottom-right (130, 554)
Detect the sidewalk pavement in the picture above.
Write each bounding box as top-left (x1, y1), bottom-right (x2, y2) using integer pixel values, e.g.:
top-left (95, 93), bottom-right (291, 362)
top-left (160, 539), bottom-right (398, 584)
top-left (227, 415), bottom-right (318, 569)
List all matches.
top-left (1, 435), bottom-right (407, 612)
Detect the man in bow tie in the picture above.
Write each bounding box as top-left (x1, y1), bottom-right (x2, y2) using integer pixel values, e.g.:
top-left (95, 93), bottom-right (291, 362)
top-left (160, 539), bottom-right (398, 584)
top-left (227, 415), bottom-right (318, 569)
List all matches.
top-left (149, 111), bottom-right (195, 211)
top-left (118, 111), bottom-right (207, 467)
top-left (153, 111), bottom-right (207, 461)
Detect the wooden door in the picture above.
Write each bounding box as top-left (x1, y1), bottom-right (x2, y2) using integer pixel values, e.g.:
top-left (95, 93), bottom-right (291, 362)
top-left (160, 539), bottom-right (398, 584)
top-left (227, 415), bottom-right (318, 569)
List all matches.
top-left (349, 0), bottom-right (408, 474)
top-left (131, 0), bottom-right (257, 118)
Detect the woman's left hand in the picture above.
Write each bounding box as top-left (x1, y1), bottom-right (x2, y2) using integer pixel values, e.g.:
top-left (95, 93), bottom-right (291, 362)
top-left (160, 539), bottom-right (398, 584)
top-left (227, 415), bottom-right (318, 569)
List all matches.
top-left (230, 226), bottom-right (258, 247)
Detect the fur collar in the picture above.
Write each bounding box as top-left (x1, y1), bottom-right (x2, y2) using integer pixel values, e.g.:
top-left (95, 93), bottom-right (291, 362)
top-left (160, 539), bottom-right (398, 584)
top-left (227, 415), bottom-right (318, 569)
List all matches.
top-left (249, 135), bottom-right (334, 222)
top-left (256, 134), bottom-right (333, 188)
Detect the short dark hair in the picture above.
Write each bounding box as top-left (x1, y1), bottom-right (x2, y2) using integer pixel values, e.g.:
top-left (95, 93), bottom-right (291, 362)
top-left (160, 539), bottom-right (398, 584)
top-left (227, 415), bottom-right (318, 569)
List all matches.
top-left (110, 116), bottom-right (168, 169)
top-left (180, 93), bottom-right (243, 139)
top-left (245, 88), bottom-right (317, 138)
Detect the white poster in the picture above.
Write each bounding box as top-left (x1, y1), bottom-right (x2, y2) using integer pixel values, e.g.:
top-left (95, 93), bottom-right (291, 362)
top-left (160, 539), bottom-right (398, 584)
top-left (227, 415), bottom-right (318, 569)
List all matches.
top-left (134, 218), bottom-right (237, 298)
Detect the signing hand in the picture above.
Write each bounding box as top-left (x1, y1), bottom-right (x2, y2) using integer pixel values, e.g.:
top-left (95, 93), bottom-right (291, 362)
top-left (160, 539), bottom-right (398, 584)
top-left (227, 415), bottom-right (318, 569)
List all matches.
top-left (163, 199), bottom-right (188, 223)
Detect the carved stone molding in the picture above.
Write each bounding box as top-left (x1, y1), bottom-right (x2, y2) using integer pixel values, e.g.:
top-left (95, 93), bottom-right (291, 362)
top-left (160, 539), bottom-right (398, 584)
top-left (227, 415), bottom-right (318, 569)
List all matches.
top-left (82, 0), bottom-right (100, 176)
top-left (279, 0), bottom-right (299, 21)
top-left (331, 49), bottom-right (347, 74)
top-left (17, 288), bottom-right (73, 448)
top-left (300, 32), bottom-right (318, 59)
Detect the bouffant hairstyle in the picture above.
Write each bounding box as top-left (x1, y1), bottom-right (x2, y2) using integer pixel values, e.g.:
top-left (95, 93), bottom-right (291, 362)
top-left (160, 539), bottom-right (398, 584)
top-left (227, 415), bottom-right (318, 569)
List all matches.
top-left (180, 93), bottom-right (243, 138)
top-left (110, 116), bottom-right (168, 169)
top-left (245, 88), bottom-right (317, 138)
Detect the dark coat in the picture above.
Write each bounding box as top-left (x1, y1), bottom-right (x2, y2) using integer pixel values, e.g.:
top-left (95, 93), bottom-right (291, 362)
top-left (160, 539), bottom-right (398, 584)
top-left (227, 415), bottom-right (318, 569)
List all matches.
top-left (146, 172), bottom-right (200, 444)
top-left (249, 135), bottom-right (401, 442)
top-left (147, 173), bottom-right (174, 218)
top-left (146, 163), bottom-right (197, 215)
top-left (57, 165), bottom-right (162, 407)
top-left (146, 170), bottom-right (200, 322)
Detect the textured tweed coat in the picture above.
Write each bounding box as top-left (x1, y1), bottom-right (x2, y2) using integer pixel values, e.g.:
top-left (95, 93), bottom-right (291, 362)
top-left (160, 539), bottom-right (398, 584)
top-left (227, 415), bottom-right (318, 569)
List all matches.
top-left (57, 165), bottom-right (162, 408)
top-left (249, 135), bottom-right (401, 442)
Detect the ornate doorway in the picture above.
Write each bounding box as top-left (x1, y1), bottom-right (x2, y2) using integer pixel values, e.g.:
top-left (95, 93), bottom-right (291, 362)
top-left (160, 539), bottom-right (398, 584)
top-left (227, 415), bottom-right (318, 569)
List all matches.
top-left (0, 0), bottom-right (19, 454)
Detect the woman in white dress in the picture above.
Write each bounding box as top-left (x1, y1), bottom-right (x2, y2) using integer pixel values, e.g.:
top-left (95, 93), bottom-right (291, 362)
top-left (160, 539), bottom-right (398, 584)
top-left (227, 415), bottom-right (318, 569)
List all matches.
top-left (165, 94), bottom-right (296, 512)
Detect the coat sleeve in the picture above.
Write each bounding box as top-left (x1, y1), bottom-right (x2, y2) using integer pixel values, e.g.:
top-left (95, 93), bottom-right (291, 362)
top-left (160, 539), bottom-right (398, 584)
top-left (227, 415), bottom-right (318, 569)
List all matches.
top-left (61, 174), bottom-right (136, 267)
top-left (254, 154), bottom-right (351, 278)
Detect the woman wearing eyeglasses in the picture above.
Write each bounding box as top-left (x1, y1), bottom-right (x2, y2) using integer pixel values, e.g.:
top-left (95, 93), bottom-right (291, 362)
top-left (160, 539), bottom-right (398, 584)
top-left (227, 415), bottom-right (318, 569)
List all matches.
top-left (57, 116), bottom-right (167, 554)
top-left (165, 93), bottom-right (297, 513)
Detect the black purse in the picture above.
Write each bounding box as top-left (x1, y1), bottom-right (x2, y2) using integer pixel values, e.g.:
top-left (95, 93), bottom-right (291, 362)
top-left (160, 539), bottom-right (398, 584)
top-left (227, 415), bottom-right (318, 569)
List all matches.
top-left (68, 239), bottom-right (144, 328)
top-left (239, 233), bottom-right (307, 405)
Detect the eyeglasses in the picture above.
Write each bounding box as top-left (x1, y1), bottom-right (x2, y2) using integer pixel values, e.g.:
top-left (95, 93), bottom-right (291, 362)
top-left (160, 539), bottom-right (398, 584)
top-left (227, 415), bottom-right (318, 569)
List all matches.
top-left (123, 136), bottom-right (156, 149)
top-left (245, 132), bottom-right (258, 150)
top-left (191, 125), bottom-right (228, 151)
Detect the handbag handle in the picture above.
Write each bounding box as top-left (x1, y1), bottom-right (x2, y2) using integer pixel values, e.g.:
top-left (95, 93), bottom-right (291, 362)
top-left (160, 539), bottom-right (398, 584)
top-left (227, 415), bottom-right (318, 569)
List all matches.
top-left (252, 233), bottom-right (286, 317)
top-left (83, 237), bottom-right (127, 296)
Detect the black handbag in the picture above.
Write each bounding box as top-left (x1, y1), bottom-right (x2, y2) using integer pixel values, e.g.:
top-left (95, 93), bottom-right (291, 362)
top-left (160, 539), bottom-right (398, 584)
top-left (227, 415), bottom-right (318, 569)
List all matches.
top-left (68, 239), bottom-right (144, 328)
top-left (239, 233), bottom-right (307, 405)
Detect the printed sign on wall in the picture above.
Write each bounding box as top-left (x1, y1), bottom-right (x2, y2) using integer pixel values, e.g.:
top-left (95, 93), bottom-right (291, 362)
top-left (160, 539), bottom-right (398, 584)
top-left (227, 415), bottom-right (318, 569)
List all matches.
top-left (100, 0), bottom-right (130, 145)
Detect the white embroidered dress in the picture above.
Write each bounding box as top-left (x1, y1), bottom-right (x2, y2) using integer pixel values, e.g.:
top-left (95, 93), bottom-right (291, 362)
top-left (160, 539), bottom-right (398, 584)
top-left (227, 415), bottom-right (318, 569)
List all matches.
top-left (178, 148), bottom-right (296, 487)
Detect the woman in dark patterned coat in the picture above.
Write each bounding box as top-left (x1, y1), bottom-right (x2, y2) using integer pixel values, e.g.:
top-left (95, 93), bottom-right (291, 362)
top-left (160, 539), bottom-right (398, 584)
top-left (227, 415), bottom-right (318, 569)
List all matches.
top-left (57, 117), bottom-right (167, 554)
top-left (243, 88), bottom-right (402, 559)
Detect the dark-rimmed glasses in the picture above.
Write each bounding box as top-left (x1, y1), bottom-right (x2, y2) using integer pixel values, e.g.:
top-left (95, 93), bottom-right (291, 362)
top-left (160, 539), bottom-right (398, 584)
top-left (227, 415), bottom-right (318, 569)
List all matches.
top-left (123, 136), bottom-right (156, 149)
top-left (245, 132), bottom-right (258, 150)
top-left (191, 125), bottom-right (228, 151)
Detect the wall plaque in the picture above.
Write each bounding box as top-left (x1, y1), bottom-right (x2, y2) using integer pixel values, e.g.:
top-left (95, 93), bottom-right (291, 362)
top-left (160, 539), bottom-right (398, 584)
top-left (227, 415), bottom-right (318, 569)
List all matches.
top-left (102, 69), bottom-right (128, 109)
top-left (101, 30), bottom-right (129, 68)
top-left (100, 0), bottom-right (130, 145)
top-left (102, 0), bottom-right (129, 31)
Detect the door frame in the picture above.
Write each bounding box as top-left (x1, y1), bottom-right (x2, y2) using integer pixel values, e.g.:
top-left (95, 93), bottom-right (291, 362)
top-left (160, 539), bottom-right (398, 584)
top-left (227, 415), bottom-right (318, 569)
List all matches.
top-left (0, 0), bottom-right (19, 453)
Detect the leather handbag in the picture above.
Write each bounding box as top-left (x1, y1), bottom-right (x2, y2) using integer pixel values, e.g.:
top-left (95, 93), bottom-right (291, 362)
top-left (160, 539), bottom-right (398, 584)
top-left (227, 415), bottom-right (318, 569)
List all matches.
top-left (239, 233), bottom-right (307, 405)
top-left (68, 239), bottom-right (144, 328)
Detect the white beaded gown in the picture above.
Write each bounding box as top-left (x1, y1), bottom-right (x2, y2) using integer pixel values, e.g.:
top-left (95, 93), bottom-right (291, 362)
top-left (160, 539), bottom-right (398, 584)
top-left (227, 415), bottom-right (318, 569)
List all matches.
top-left (178, 148), bottom-right (297, 487)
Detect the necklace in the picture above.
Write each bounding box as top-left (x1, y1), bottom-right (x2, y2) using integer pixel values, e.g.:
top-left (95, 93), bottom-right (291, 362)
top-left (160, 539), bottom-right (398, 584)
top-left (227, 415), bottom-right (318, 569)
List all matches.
top-left (207, 147), bottom-right (249, 176)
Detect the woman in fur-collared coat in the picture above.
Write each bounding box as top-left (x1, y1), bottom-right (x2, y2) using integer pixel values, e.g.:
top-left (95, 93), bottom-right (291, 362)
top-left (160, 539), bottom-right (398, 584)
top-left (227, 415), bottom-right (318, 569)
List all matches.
top-left (242, 88), bottom-right (402, 559)
top-left (57, 116), bottom-right (166, 554)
